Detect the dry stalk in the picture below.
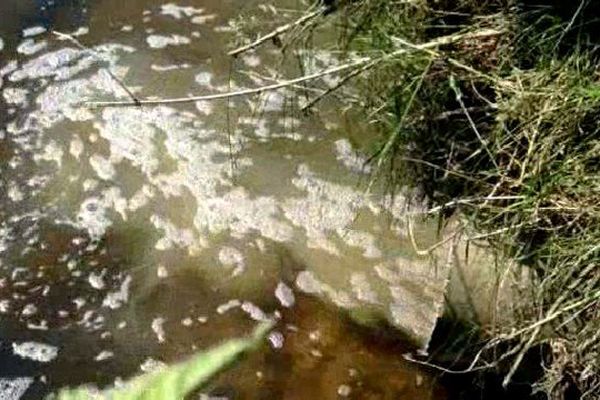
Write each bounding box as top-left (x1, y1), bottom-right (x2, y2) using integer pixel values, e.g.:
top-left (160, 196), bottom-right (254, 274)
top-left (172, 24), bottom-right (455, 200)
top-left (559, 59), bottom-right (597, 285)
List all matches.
top-left (87, 29), bottom-right (502, 108)
top-left (227, 6), bottom-right (327, 57)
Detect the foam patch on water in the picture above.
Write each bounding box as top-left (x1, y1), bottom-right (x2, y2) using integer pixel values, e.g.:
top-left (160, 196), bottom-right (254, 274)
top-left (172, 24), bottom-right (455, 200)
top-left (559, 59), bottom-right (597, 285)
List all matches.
top-left (102, 275), bottom-right (132, 309)
top-left (22, 26), bottom-right (47, 38)
top-left (191, 14), bottom-right (217, 25)
top-left (0, 377), bottom-right (33, 400)
top-left (334, 139), bottom-right (370, 173)
top-left (146, 34), bottom-right (191, 49)
top-left (194, 71), bottom-right (213, 87)
top-left (295, 271), bottom-right (356, 308)
top-left (151, 317), bottom-right (166, 343)
top-left (12, 341), bottom-right (58, 362)
top-left (218, 246), bottom-right (245, 276)
top-left (160, 4), bottom-right (205, 19)
top-left (17, 39), bottom-right (48, 56)
top-left (275, 282), bottom-right (295, 308)
top-left (1, 36), bottom-right (450, 352)
top-left (3, 88), bottom-right (28, 107)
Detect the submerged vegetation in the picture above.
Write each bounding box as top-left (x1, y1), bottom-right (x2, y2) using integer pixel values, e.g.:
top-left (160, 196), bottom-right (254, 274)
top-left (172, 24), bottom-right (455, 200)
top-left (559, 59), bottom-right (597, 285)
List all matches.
top-left (228, 0), bottom-right (600, 398)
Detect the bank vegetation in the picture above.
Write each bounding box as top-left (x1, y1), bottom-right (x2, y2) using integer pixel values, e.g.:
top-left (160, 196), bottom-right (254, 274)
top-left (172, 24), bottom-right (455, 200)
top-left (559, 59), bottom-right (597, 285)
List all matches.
top-left (229, 1), bottom-right (600, 398)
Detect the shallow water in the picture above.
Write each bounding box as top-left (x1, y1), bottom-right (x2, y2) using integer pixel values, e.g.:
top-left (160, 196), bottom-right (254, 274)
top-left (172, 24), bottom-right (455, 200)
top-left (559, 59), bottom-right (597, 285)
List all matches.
top-left (0, 1), bottom-right (449, 398)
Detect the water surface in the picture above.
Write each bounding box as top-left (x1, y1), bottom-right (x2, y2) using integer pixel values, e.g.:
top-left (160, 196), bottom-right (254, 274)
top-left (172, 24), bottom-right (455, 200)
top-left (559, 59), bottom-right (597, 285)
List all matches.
top-left (0, 1), bottom-right (448, 398)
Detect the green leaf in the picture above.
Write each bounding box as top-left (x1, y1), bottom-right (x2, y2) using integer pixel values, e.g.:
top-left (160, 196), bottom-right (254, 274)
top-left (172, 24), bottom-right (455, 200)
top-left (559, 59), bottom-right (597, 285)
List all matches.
top-left (51, 322), bottom-right (273, 400)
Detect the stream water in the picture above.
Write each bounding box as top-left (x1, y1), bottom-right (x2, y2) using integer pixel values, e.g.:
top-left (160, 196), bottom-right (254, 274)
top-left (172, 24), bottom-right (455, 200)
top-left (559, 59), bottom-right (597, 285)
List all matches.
top-left (0, 1), bottom-right (449, 398)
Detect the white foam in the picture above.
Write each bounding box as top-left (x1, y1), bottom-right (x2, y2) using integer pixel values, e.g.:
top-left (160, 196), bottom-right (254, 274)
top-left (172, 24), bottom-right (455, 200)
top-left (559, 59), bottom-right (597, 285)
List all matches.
top-left (22, 26), bottom-right (47, 38)
top-left (151, 317), bottom-right (166, 343)
top-left (160, 4), bottom-right (204, 19)
top-left (275, 282), bottom-right (295, 308)
top-left (102, 275), bottom-right (132, 309)
top-left (0, 377), bottom-right (33, 400)
top-left (17, 39), bottom-right (48, 56)
top-left (146, 34), bottom-right (190, 49)
top-left (12, 341), bottom-right (58, 363)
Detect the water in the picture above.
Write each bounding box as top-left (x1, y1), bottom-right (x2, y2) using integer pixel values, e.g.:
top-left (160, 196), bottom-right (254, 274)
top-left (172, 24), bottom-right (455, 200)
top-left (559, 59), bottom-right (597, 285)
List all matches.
top-left (0, 1), bottom-right (449, 398)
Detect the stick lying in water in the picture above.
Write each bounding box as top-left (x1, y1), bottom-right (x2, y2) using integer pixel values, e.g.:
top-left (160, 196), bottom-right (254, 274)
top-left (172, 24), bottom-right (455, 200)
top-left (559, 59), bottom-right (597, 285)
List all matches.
top-left (227, 6), bottom-right (327, 57)
top-left (86, 29), bottom-right (502, 108)
top-left (86, 57), bottom-right (371, 107)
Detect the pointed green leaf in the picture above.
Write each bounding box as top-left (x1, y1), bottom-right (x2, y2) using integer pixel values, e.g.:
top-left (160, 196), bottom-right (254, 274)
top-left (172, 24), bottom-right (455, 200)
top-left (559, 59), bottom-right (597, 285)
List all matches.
top-left (51, 322), bottom-right (273, 400)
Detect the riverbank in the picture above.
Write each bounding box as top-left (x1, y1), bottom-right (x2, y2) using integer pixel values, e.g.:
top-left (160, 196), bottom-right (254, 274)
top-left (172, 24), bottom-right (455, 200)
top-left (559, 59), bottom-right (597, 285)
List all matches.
top-left (235, 1), bottom-right (599, 398)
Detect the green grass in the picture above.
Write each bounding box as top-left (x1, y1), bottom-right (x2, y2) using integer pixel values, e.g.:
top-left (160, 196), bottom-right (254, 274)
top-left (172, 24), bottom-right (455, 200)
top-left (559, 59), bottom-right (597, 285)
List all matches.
top-left (50, 322), bottom-right (273, 400)
top-left (279, 1), bottom-right (600, 398)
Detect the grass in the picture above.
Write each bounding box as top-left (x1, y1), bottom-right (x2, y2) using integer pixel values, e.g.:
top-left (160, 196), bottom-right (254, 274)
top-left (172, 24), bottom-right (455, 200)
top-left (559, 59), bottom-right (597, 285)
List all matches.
top-left (338, 1), bottom-right (599, 398)
top-left (235, 0), bottom-right (600, 398)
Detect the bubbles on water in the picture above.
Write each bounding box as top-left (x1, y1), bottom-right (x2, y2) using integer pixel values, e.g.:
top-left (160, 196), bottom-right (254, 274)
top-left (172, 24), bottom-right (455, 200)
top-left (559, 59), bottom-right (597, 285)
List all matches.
top-left (140, 357), bottom-right (166, 373)
top-left (194, 71), bottom-right (213, 87)
top-left (267, 331), bottom-right (284, 349)
top-left (102, 275), bottom-right (131, 310)
top-left (7, 183), bottom-right (24, 202)
top-left (339, 230), bottom-right (382, 259)
top-left (151, 63), bottom-right (190, 72)
top-left (275, 281), bottom-right (295, 308)
top-left (160, 3), bottom-right (205, 20)
top-left (0, 377), bottom-right (33, 400)
top-left (217, 246), bottom-right (245, 276)
top-left (89, 154), bottom-right (116, 180)
top-left (151, 317), bottom-right (166, 343)
top-left (22, 26), bottom-right (47, 38)
top-left (88, 270), bottom-right (106, 290)
top-left (94, 350), bottom-right (114, 362)
top-left (350, 273), bottom-right (380, 305)
top-left (191, 14), bottom-right (217, 25)
top-left (77, 191), bottom-right (127, 239)
top-left (69, 135), bottom-right (84, 160)
top-left (216, 299), bottom-right (240, 314)
top-left (146, 34), bottom-right (190, 49)
top-left (295, 270), bottom-right (356, 308)
top-left (194, 100), bottom-right (213, 115)
top-left (334, 139), bottom-right (370, 174)
top-left (3, 88), bottom-right (28, 107)
top-left (12, 341), bottom-right (59, 363)
top-left (21, 304), bottom-right (38, 317)
top-left (241, 54), bottom-right (261, 68)
top-left (240, 301), bottom-right (269, 321)
top-left (337, 384), bottom-right (352, 397)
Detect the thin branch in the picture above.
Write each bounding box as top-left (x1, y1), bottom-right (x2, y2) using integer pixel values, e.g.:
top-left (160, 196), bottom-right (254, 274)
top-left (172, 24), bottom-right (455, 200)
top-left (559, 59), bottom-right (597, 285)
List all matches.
top-left (403, 353), bottom-right (497, 374)
top-left (87, 29), bottom-right (502, 108)
top-left (238, 70), bottom-right (325, 94)
top-left (406, 215), bottom-right (463, 256)
top-left (227, 7), bottom-right (327, 57)
top-left (301, 58), bottom-right (380, 111)
top-left (449, 75), bottom-right (500, 170)
top-left (86, 57), bottom-right (371, 107)
top-left (422, 195), bottom-right (524, 215)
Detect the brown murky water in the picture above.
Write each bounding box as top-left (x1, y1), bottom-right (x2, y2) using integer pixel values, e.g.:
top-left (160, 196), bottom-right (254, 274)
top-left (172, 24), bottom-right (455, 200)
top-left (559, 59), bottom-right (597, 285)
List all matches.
top-left (0, 1), bottom-right (448, 398)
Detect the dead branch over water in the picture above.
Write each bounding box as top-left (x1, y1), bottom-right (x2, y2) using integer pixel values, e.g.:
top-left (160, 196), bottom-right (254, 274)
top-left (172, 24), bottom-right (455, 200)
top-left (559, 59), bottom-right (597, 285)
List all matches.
top-left (86, 29), bottom-right (501, 108)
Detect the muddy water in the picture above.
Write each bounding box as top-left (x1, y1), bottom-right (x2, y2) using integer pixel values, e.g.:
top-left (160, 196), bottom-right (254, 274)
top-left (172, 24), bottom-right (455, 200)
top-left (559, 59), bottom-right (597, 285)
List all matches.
top-left (0, 1), bottom-right (448, 398)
